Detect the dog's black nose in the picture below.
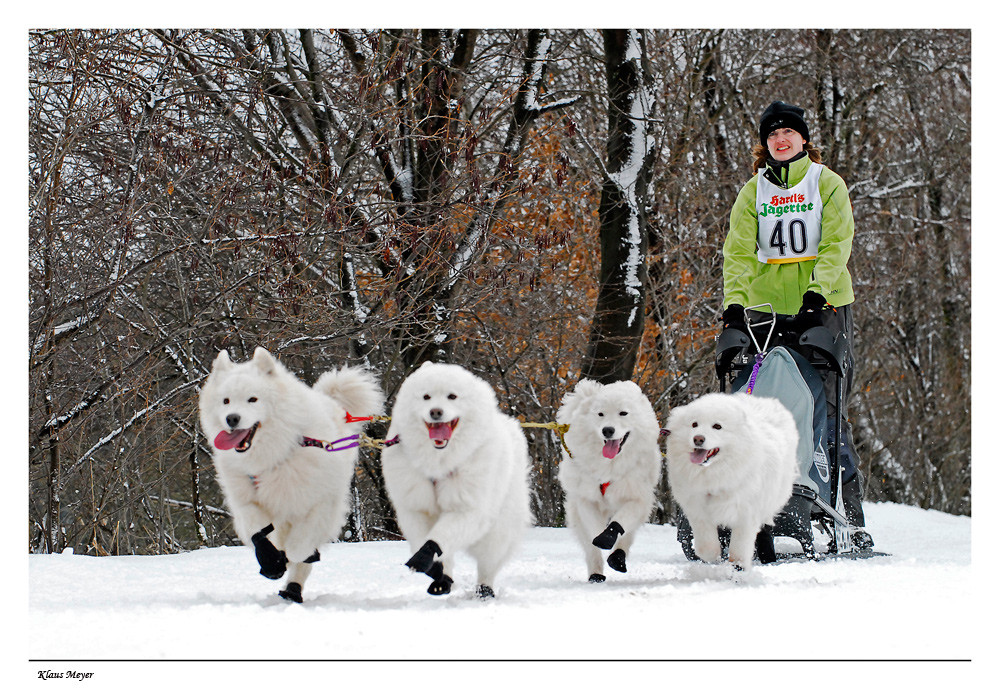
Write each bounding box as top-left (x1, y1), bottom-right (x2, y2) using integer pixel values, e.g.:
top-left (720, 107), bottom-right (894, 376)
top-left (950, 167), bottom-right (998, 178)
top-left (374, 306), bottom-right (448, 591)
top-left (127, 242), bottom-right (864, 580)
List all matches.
top-left (226, 414), bottom-right (241, 429)
top-left (693, 435), bottom-right (705, 447)
top-left (430, 408), bottom-right (443, 421)
top-left (602, 426), bottom-right (616, 439)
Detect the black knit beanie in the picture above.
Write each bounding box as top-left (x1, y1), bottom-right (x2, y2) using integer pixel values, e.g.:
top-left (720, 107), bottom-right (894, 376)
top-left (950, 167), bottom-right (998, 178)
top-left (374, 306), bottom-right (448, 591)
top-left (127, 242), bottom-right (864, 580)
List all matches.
top-left (759, 101), bottom-right (810, 147)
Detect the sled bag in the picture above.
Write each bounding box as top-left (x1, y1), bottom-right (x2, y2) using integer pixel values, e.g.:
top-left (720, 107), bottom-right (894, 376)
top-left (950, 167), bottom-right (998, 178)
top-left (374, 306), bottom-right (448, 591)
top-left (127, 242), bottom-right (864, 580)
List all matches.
top-left (732, 346), bottom-right (831, 504)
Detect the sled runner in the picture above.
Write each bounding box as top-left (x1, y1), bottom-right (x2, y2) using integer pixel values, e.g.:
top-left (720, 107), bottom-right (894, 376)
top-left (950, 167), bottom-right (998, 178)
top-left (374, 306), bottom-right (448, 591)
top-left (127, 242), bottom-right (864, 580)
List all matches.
top-left (676, 304), bottom-right (887, 563)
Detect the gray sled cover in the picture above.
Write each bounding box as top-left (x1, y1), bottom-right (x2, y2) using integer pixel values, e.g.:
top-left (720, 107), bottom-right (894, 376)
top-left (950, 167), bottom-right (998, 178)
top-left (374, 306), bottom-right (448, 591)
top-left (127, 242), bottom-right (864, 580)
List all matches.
top-left (733, 346), bottom-right (831, 504)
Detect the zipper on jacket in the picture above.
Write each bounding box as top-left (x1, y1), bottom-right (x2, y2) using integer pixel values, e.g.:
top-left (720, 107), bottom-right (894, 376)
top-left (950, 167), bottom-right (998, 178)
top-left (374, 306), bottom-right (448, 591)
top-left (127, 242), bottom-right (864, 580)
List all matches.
top-left (764, 151), bottom-right (808, 189)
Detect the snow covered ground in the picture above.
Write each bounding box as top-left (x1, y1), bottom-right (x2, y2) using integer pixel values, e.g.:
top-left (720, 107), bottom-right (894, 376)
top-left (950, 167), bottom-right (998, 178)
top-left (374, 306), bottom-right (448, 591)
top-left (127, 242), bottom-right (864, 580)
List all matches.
top-left (23, 501), bottom-right (984, 687)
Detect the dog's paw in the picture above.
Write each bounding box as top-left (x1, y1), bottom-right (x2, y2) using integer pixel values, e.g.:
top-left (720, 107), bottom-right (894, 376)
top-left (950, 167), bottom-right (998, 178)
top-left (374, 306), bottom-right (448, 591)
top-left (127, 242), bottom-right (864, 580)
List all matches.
top-left (251, 526), bottom-right (288, 579)
top-left (427, 575), bottom-right (453, 596)
top-left (260, 562), bottom-right (287, 580)
top-left (607, 548), bottom-right (627, 573)
top-left (592, 521), bottom-right (624, 550)
top-left (693, 537), bottom-right (722, 563)
top-left (255, 545), bottom-right (287, 579)
top-left (426, 560), bottom-right (445, 582)
top-left (693, 549), bottom-right (720, 564)
top-left (406, 540), bottom-right (443, 574)
top-left (476, 584), bottom-right (495, 599)
top-left (588, 573), bottom-right (606, 583)
top-left (278, 582), bottom-right (303, 603)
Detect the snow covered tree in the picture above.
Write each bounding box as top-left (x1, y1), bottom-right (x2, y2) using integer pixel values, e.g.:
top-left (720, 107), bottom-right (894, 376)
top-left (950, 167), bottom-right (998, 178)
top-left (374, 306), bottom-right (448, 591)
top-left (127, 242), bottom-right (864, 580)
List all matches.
top-left (580, 30), bottom-right (656, 383)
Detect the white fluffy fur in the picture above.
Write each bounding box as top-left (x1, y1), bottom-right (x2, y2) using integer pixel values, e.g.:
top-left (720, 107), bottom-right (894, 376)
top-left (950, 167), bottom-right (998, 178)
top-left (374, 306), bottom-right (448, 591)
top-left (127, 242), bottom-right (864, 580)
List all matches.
top-left (664, 392), bottom-right (799, 568)
top-left (556, 379), bottom-right (662, 579)
top-left (198, 347), bottom-right (384, 598)
top-left (381, 362), bottom-right (532, 595)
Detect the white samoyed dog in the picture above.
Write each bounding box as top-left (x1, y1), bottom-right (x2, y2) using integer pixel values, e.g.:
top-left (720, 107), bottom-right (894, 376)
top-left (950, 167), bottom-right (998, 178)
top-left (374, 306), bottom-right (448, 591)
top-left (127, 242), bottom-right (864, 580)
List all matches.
top-left (664, 392), bottom-right (798, 569)
top-left (556, 379), bottom-right (662, 582)
top-left (199, 347), bottom-right (384, 603)
top-left (381, 362), bottom-right (532, 598)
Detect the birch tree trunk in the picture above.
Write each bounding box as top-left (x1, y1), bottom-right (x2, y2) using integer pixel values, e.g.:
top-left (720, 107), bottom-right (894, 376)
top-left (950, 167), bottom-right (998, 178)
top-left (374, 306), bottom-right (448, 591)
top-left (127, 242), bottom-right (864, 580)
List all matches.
top-left (581, 30), bottom-right (656, 383)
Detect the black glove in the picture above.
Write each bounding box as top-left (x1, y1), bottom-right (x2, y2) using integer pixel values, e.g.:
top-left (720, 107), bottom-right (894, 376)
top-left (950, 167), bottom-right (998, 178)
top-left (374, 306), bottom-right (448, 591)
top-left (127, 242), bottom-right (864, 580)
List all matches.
top-left (251, 524), bottom-right (288, 580)
top-left (405, 539), bottom-right (442, 575)
top-left (791, 291), bottom-right (827, 334)
top-left (592, 521), bottom-right (625, 550)
top-left (721, 304), bottom-right (749, 335)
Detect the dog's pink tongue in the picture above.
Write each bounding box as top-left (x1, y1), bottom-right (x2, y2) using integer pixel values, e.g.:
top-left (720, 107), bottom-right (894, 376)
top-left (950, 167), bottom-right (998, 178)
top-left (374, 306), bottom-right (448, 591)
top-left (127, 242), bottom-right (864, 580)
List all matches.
top-left (689, 448), bottom-right (710, 464)
top-left (427, 423), bottom-right (453, 441)
top-left (214, 429), bottom-right (250, 450)
top-left (603, 439), bottom-right (621, 459)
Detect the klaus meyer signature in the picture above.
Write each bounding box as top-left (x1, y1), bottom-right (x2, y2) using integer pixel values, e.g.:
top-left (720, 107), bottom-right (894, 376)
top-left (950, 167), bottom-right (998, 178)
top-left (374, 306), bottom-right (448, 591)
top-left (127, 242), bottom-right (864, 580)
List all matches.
top-left (36, 670), bottom-right (95, 681)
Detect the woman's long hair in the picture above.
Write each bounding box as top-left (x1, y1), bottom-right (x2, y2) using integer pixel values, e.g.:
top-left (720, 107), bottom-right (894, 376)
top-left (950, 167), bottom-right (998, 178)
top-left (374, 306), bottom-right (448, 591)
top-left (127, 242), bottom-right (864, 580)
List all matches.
top-left (751, 141), bottom-right (822, 171)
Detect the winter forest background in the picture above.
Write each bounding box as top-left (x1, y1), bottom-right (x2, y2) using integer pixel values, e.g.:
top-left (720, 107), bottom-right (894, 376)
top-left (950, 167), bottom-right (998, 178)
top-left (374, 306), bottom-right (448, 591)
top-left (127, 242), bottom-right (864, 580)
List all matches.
top-left (27, 28), bottom-right (971, 557)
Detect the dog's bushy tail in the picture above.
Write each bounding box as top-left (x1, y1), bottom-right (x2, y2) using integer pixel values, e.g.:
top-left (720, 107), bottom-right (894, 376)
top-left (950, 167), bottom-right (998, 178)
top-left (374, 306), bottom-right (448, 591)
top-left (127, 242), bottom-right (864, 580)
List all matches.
top-left (314, 367), bottom-right (385, 420)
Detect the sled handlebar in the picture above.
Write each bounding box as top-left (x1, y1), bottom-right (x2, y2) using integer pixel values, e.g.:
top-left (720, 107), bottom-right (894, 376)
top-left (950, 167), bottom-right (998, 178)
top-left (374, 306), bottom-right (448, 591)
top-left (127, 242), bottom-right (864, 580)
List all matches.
top-left (715, 323), bottom-right (847, 382)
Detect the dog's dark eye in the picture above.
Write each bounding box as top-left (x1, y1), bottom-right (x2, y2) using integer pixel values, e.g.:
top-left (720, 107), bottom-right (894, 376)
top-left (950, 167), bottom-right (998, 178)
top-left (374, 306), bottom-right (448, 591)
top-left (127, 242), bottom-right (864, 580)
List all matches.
top-left (223, 398), bottom-right (230, 405)
top-left (597, 412), bottom-right (604, 417)
top-left (619, 411), bottom-right (628, 416)
top-left (448, 393), bottom-right (457, 400)
top-left (248, 397), bottom-right (258, 403)
top-left (423, 394), bottom-right (431, 400)
top-left (692, 422), bottom-right (698, 428)
top-left (713, 423), bottom-right (722, 430)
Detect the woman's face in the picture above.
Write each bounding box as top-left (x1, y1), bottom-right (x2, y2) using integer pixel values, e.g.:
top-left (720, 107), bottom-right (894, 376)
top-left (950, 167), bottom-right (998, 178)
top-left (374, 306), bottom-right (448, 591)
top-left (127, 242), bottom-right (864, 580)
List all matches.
top-left (766, 127), bottom-right (806, 161)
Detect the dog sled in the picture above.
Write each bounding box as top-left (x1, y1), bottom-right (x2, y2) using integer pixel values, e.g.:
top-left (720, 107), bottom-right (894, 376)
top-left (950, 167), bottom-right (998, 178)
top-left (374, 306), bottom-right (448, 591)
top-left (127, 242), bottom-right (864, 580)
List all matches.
top-left (676, 304), bottom-right (886, 564)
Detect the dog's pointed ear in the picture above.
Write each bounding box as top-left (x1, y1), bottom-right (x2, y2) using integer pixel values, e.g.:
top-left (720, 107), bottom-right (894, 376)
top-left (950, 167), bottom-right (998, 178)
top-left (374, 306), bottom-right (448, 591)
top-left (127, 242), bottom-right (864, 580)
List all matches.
top-left (728, 394), bottom-right (751, 426)
top-left (212, 349), bottom-right (233, 371)
top-left (621, 380), bottom-right (642, 395)
top-left (664, 406), bottom-right (682, 434)
top-left (252, 347), bottom-right (277, 375)
top-left (570, 378), bottom-right (602, 407)
top-left (557, 378), bottom-right (601, 425)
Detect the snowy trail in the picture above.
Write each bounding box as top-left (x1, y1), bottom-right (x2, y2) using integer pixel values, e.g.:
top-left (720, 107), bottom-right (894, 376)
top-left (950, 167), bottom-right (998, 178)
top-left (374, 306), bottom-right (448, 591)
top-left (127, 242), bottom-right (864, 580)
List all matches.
top-left (21, 502), bottom-right (990, 690)
top-left (27, 502), bottom-right (974, 665)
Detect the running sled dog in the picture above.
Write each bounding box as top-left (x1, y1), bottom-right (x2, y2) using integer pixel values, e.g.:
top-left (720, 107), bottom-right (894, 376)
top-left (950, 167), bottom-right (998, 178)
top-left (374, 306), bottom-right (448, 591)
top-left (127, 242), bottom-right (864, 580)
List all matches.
top-left (556, 379), bottom-right (662, 582)
top-left (664, 392), bottom-right (798, 569)
top-left (199, 347), bottom-right (384, 602)
top-left (381, 362), bottom-right (532, 598)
